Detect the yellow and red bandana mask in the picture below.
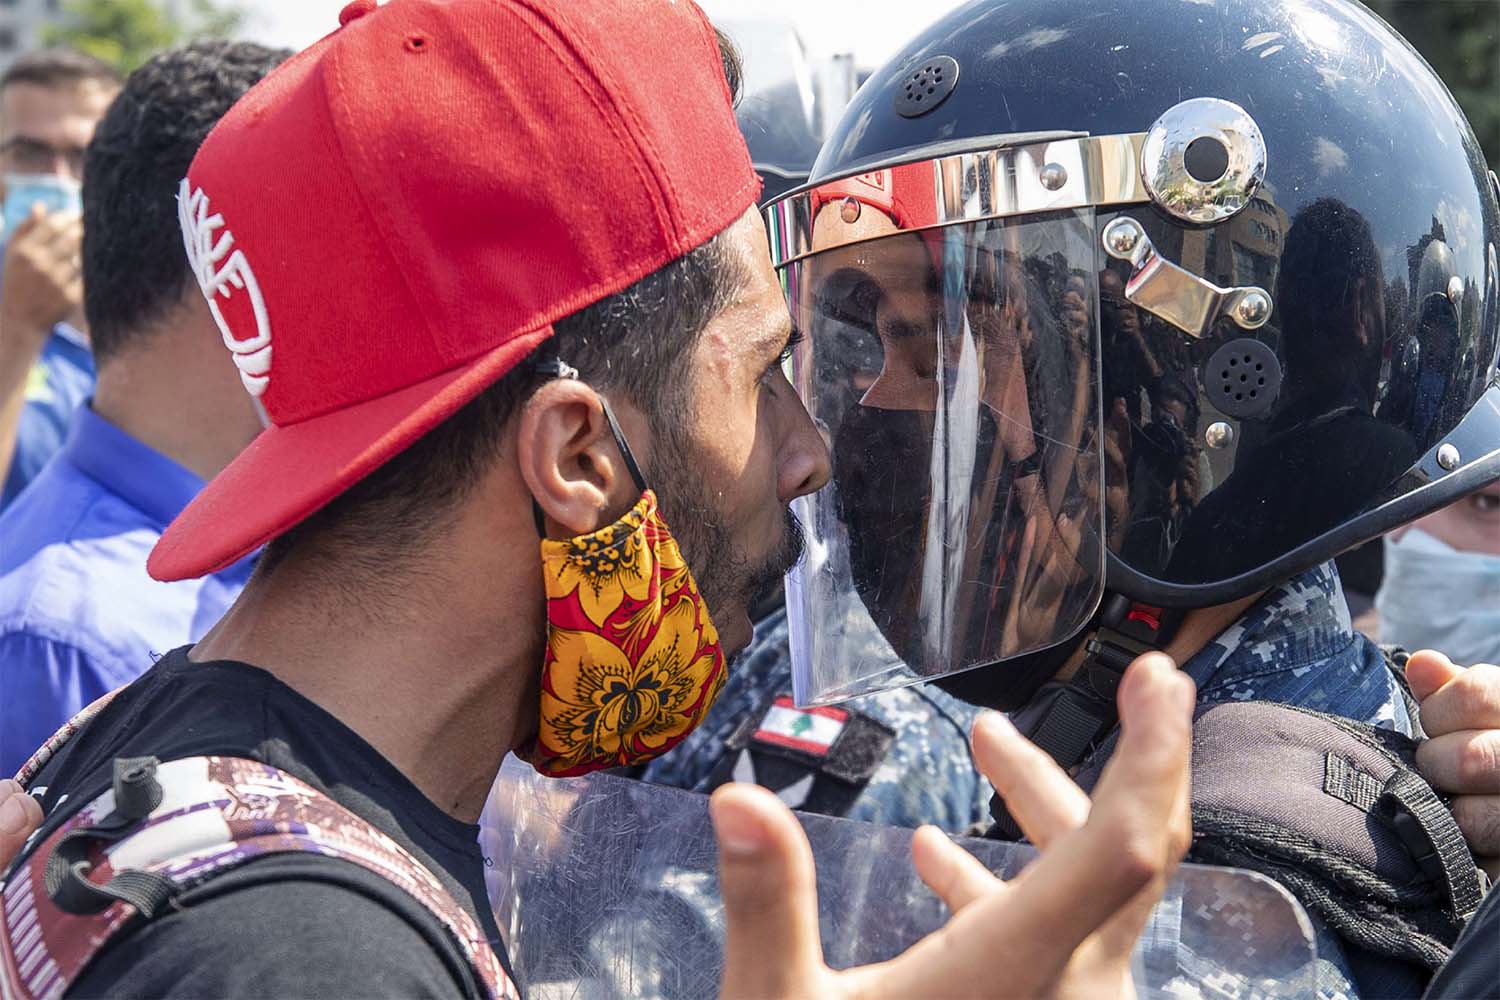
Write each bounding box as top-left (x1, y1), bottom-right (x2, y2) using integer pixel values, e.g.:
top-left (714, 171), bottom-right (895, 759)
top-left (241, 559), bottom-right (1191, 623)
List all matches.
top-left (520, 485), bottom-right (727, 776)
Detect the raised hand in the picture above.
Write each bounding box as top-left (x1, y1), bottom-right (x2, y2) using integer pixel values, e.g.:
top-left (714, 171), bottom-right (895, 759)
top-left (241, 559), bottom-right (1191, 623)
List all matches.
top-left (714, 652), bottom-right (1195, 999)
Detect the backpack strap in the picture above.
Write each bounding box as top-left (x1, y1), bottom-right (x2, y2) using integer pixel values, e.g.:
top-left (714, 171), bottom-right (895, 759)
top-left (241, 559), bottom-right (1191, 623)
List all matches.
top-left (1, 755), bottom-right (519, 1000)
top-left (10, 688), bottom-right (122, 787)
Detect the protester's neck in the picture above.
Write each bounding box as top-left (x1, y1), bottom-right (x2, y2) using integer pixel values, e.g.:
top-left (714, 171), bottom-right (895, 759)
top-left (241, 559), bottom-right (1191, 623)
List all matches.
top-left (191, 491), bottom-right (543, 823)
top-left (90, 303), bottom-right (262, 482)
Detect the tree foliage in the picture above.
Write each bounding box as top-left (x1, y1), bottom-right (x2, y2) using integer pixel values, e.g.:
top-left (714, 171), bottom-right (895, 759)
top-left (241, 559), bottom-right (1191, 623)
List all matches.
top-left (1367, 0), bottom-right (1499, 167)
top-left (42, 0), bottom-right (246, 76)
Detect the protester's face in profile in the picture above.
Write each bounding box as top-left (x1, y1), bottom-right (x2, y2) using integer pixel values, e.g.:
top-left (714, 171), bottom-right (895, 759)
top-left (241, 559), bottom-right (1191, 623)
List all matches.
top-left (0, 80), bottom-right (115, 182)
top-left (649, 207), bottom-right (831, 655)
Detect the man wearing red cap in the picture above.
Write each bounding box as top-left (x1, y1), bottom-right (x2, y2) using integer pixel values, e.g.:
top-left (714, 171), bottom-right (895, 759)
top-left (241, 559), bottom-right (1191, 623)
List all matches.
top-left (3, 2), bottom-right (1197, 996)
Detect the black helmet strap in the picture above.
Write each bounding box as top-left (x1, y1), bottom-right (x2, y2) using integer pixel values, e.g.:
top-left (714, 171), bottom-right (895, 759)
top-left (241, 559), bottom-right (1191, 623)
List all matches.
top-left (989, 592), bottom-right (1183, 840)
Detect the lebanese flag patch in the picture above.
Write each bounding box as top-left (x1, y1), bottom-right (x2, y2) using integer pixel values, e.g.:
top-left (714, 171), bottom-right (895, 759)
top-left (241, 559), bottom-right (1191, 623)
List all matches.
top-left (753, 697), bottom-right (849, 757)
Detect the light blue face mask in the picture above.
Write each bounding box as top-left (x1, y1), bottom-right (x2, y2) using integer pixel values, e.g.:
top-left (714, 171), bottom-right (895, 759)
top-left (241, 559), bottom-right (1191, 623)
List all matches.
top-left (1, 173), bottom-right (82, 242)
top-left (1376, 527), bottom-right (1500, 667)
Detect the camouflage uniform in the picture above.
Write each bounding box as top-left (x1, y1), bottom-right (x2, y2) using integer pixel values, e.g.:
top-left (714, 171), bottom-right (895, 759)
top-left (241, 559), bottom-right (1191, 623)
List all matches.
top-left (641, 605), bottom-right (992, 833)
top-left (643, 559), bottom-right (1410, 998)
top-left (644, 559), bottom-right (1410, 830)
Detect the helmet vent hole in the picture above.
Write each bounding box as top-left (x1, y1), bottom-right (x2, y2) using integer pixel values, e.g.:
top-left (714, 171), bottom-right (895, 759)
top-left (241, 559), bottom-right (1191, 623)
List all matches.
top-left (1206, 338), bottom-right (1282, 418)
top-left (894, 55), bottom-right (960, 118)
top-left (1184, 136), bottom-right (1230, 183)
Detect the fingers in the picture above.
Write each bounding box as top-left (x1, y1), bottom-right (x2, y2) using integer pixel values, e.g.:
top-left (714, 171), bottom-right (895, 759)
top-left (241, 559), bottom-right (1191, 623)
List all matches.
top-left (1416, 730), bottom-right (1500, 794)
top-left (713, 783), bottom-right (827, 998)
top-left (1002, 653), bottom-right (1193, 935)
top-left (6, 204), bottom-right (45, 245)
top-left (911, 824), bottom-right (1003, 913)
top-left (971, 711), bottom-right (1089, 849)
top-left (1412, 662), bottom-right (1500, 737)
top-left (1449, 795), bottom-right (1500, 860)
top-left (13, 207), bottom-right (80, 252)
top-left (0, 779), bottom-right (43, 868)
top-left (1406, 649), bottom-right (1465, 704)
top-left (842, 657), bottom-right (1192, 999)
top-left (864, 654), bottom-right (1194, 997)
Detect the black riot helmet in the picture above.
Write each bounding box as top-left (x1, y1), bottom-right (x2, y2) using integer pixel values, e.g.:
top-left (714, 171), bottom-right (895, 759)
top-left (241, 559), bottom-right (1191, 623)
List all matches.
top-left (738, 80), bottom-right (822, 203)
top-left (765, 0), bottom-right (1500, 707)
top-left (727, 19), bottom-right (829, 204)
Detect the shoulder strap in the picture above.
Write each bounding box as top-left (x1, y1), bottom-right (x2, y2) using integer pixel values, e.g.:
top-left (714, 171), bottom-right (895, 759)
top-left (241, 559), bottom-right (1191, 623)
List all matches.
top-left (1, 754), bottom-right (519, 1000)
top-left (1379, 644), bottom-right (1427, 739)
top-left (10, 688), bottom-right (122, 787)
top-left (990, 594), bottom-right (1181, 839)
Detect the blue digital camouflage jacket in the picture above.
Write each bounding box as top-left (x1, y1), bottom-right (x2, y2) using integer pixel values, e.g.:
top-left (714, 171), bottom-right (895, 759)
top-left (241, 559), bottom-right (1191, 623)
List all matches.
top-left (642, 560), bottom-right (1412, 998)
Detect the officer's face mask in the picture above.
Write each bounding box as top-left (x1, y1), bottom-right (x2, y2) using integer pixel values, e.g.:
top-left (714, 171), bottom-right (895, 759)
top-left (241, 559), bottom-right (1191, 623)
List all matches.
top-left (1, 173), bottom-right (81, 242)
top-left (517, 366), bottom-right (727, 777)
top-left (1375, 527), bottom-right (1500, 667)
top-left (770, 174), bottom-right (1108, 705)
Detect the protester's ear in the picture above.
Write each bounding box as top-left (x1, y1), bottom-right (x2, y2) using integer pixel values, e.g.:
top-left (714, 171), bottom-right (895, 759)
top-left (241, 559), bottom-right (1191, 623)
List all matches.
top-left (515, 379), bottom-right (634, 536)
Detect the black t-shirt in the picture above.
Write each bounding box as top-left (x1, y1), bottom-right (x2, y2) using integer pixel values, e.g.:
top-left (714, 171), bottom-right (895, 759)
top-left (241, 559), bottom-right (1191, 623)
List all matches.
top-left (23, 646), bottom-right (512, 998)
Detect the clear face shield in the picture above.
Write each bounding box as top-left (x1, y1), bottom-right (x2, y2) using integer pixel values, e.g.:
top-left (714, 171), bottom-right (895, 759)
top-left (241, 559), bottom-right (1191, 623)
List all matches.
top-left (769, 156), bottom-right (1110, 704)
top-left (768, 115), bottom-right (1285, 704)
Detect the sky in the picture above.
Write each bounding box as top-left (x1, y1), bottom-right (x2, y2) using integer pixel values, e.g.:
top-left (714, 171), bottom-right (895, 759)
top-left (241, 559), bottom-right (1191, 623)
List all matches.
top-left (235, 0), bottom-right (968, 68)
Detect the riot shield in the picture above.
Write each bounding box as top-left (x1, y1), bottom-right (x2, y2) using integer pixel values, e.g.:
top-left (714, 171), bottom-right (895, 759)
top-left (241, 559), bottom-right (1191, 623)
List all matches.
top-left (480, 759), bottom-right (1318, 999)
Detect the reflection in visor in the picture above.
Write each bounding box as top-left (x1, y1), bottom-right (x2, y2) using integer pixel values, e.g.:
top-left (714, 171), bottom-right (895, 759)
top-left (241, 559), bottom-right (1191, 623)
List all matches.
top-left (783, 209), bottom-right (1105, 705)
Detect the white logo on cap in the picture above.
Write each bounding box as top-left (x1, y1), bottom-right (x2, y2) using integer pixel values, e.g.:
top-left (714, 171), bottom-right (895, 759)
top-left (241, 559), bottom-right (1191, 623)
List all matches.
top-left (178, 178), bottom-right (272, 398)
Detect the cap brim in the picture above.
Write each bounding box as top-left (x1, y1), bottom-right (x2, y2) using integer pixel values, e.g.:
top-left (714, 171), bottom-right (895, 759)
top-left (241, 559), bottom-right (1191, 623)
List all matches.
top-left (149, 327), bottom-right (553, 582)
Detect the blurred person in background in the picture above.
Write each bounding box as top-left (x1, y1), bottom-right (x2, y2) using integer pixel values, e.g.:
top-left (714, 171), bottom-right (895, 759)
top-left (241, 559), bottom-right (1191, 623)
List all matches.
top-left (1376, 482), bottom-right (1500, 668)
top-left (0, 48), bottom-right (119, 509)
top-left (0, 41), bottom-right (291, 777)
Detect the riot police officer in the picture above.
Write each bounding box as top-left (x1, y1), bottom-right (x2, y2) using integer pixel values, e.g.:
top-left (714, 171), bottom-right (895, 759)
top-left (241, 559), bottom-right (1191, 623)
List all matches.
top-left (752, 0), bottom-right (1498, 994)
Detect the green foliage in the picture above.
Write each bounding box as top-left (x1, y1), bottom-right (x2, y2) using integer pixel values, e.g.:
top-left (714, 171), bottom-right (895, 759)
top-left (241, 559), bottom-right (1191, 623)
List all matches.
top-left (1366, 0), bottom-right (1500, 167)
top-left (42, 0), bottom-right (246, 76)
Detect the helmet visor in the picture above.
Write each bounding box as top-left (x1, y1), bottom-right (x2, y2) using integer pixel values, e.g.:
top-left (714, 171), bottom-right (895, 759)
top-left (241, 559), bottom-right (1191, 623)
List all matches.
top-left (781, 208), bottom-right (1105, 704)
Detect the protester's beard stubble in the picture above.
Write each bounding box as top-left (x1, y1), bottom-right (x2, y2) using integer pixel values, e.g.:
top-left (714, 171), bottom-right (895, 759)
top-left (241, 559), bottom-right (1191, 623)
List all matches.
top-left (647, 420), bottom-right (806, 632)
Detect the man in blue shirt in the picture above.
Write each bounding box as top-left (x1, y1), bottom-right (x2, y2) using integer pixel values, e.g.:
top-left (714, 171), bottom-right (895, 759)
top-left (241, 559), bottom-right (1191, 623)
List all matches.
top-left (0, 322), bottom-right (94, 508)
top-left (0, 49), bottom-right (120, 509)
top-left (0, 41), bottom-right (290, 776)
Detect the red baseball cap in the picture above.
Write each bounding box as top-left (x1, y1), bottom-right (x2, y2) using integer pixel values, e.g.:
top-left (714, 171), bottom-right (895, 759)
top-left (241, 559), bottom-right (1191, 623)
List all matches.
top-left (150, 0), bottom-right (759, 582)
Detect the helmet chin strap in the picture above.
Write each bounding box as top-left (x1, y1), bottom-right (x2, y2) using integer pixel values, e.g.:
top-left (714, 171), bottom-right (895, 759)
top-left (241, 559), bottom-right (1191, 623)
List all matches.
top-left (988, 591), bottom-right (1183, 840)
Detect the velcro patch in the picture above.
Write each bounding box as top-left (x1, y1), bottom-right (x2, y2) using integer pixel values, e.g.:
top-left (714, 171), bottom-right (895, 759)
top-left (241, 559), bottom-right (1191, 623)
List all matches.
top-left (753, 698), bottom-right (848, 757)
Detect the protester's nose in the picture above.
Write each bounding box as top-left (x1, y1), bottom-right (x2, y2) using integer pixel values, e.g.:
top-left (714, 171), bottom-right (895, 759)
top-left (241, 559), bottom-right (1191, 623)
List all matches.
top-left (777, 395), bottom-right (831, 503)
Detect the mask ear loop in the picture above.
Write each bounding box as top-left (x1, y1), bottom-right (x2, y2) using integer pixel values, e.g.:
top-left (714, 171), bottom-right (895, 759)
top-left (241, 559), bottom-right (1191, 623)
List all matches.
top-left (530, 358), bottom-right (650, 538)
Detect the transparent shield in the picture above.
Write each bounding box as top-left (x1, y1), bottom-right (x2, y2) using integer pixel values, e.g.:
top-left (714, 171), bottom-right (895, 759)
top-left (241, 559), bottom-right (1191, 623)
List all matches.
top-left (781, 211), bottom-right (1105, 704)
top-left (481, 760), bottom-right (1319, 999)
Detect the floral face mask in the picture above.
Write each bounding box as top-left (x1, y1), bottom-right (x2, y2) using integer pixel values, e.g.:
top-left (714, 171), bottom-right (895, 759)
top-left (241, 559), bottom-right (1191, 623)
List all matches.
top-left (517, 362), bottom-right (727, 777)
